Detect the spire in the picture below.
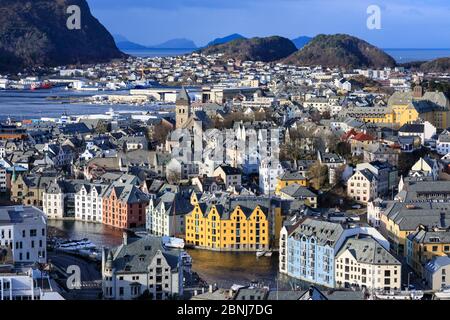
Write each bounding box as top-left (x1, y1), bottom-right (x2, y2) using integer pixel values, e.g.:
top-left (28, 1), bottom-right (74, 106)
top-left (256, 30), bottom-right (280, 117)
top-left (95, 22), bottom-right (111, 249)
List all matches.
top-left (176, 86), bottom-right (191, 104)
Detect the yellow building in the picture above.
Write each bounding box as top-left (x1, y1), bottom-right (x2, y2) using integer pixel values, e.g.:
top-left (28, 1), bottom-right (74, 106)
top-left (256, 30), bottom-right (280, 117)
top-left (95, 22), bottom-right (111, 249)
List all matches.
top-left (345, 88), bottom-right (450, 129)
top-left (275, 171), bottom-right (308, 195)
top-left (407, 226), bottom-right (450, 277)
top-left (185, 193), bottom-right (283, 251)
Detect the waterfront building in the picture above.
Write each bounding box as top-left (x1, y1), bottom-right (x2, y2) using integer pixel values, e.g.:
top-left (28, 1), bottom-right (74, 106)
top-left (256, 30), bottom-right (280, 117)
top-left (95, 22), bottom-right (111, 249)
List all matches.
top-left (146, 191), bottom-right (193, 237)
top-left (74, 183), bottom-right (107, 223)
top-left (102, 183), bottom-right (149, 229)
top-left (185, 193), bottom-right (280, 251)
top-left (102, 234), bottom-right (186, 300)
top-left (335, 237), bottom-right (401, 291)
top-left (0, 206), bottom-right (47, 264)
top-left (280, 218), bottom-right (389, 288)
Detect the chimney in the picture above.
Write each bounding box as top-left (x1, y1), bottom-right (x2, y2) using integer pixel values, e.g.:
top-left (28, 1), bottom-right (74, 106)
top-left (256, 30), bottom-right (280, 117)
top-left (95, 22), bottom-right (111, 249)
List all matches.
top-left (122, 232), bottom-right (128, 246)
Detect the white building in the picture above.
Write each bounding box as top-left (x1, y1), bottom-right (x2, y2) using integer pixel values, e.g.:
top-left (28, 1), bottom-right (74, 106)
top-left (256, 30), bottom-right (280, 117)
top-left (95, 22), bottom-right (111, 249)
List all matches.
top-left (335, 237), bottom-right (401, 291)
top-left (102, 234), bottom-right (187, 300)
top-left (0, 206), bottom-right (47, 264)
top-left (347, 169), bottom-right (378, 204)
top-left (0, 267), bottom-right (64, 301)
top-left (74, 184), bottom-right (106, 223)
top-left (259, 159), bottom-right (284, 195)
top-left (146, 192), bottom-right (193, 237)
top-left (42, 181), bottom-right (65, 220)
top-left (437, 130), bottom-right (450, 155)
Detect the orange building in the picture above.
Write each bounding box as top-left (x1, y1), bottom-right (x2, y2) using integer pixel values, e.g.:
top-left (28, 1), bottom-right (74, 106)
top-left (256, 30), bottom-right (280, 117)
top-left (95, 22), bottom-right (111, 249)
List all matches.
top-left (102, 184), bottom-right (149, 229)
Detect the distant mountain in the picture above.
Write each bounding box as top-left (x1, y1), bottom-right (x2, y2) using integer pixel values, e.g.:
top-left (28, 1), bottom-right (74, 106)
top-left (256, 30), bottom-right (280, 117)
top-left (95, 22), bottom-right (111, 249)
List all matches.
top-left (420, 57), bottom-right (450, 73)
top-left (113, 34), bottom-right (129, 43)
top-left (0, 0), bottom-right (124, 73)
top-left (291, 36), bottom-right (313, 49)
top-left (207, 34), bottom-right (246, 47)
top-left (198, 36), bottom-right (297, 62)
top-left (283, 34), bottom-right (397, 69)
top-left (151, 38), bottom-right (197, 49)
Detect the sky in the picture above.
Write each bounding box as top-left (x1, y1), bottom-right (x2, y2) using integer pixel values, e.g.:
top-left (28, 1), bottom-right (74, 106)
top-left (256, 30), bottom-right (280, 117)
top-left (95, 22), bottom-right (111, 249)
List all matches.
top-left (88, 0), bottom-right (450, 48)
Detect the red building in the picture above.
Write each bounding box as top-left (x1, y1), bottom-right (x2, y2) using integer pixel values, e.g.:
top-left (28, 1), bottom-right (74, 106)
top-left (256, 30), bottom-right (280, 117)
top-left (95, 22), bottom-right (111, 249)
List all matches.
top-left (102, 184), bottom-right (149, 229)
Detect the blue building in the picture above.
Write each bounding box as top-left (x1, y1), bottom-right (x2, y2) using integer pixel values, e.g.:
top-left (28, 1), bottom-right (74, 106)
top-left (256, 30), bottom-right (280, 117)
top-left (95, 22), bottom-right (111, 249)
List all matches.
top-left (286, 219), bottom-right (344, 288)
top-left (281, 218), bottom-right (390, 288)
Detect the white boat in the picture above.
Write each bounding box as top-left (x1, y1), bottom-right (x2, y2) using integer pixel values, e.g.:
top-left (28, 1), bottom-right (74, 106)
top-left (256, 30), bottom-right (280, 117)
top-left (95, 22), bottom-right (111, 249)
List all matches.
top-left (256, 250), bottom-right (266, 258)
top-left (434, 288), bottom-right (450, 300)
top-left (56, 239), bottom-right (96, 251)
top-left (375, 290), bottom-right (423, 300)
top-left (162, 237), bottom-right (185, 249)
top-left (264, 251), bottom-right (273, 257)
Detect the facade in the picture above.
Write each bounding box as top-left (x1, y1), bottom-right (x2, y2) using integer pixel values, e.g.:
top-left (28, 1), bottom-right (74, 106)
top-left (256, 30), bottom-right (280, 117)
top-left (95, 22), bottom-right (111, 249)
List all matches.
top-left (409, 157), bottom-right (439, 180)
top-left (213, 165), bottom-right (242, 189)
top-left (259, 159), bottom-right (284, 195)
top-left (185, 194), bottom-right (277, 251)
top-left (102, 234), bottom-right (186, 300)
top-left (146, 191), bottom-right (193, 237)
top-left (281, 218), bottom-right (389, 288)
top-left (0, 206), bottom-right (47, 264)
top-left (74, 184), bottom-right (107, 223)
top-left (437, 130), bottom-right (450, 155)
top-left (347, 169), bottom-right (378, 204)
top-left (335, 237), bottom-right (401, 291)
top-left (0, 267), bottom-right (63, 301)
top-left (424, 256), bottom-right (450, 291)
top-left (275, 171), bottom-right (308, 195)
top-left (406, 226), bottom-right (450, 276)
top-left (102, 183), bottom-right (149, 229)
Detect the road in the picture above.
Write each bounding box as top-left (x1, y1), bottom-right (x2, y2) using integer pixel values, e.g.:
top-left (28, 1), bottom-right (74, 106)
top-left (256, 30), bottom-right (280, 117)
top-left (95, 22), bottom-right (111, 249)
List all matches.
top-left (48, 251), bottom-right (103, 300)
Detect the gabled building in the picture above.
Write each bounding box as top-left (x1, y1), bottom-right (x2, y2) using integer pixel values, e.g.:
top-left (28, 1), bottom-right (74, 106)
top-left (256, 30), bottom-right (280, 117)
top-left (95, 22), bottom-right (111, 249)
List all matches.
top-left (102, 234), bottom-right (187, 300)
top-left (146, 191), bottom-right (193, 237)
top-left (335, 237), bottom-right (401, 291)
top-left (102, 183), bottom-right (149, 229)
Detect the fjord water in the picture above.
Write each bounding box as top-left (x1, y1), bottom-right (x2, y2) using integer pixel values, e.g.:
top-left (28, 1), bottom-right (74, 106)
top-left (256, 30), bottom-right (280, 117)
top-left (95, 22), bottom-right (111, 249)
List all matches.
top-left (384, 48), bottom-right (450, 63)
top-left (0, 89), bottom-right (157, 121)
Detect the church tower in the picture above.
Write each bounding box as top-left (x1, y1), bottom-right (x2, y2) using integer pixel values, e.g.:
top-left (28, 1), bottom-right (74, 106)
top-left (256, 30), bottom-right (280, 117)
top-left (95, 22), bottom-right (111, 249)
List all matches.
top-left (176, 87), bottom-right (191, 129)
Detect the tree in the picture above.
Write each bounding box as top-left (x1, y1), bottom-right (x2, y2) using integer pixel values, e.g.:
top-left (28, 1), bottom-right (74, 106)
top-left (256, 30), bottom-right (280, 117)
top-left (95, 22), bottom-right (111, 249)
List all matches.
top-left (307, 161), bottom-right (329, 190)
top-left (167, 171), bottom-right (182, 184)
top-left (94, 120), bottom-right (109, 134)
top-left (149, 122), bottom-right (171, 146)
top-left (335, 141), bottom-right (352, 159)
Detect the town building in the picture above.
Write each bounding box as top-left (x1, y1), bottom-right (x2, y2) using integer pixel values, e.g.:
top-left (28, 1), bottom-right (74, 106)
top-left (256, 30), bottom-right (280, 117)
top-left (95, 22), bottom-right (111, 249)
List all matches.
top-left (335, 237), bottom-right (401, 291)
top-left (102, 234), bottom-right (187, 300)
top-left (0, 206), bottom-right (47, 264)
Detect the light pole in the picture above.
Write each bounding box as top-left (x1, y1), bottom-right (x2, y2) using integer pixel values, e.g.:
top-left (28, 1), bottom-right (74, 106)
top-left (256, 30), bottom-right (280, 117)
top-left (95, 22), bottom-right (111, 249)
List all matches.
top-left (407, 272), bottom-right (413, 291)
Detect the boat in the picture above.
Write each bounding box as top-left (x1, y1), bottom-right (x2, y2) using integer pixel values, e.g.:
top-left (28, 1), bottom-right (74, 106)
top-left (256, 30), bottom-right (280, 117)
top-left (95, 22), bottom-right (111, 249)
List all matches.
top-left (434, 287), bottom-right (450, 300)
top-left (162, 236), bottom-right (185, 249)
top-left (256, 250), bottom-right (266, 258)
top-left (374, 290), bottom-right (424, 300)
top-left (55, 238), bottom-right (96, 251)
top-left (264, 251), bottom-right (273, 257)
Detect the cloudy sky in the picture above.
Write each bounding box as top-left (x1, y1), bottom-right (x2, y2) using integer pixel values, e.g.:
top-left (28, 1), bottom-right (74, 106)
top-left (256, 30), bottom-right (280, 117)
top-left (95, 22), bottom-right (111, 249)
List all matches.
top-left (88, 0), bottom-right (450, 48)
